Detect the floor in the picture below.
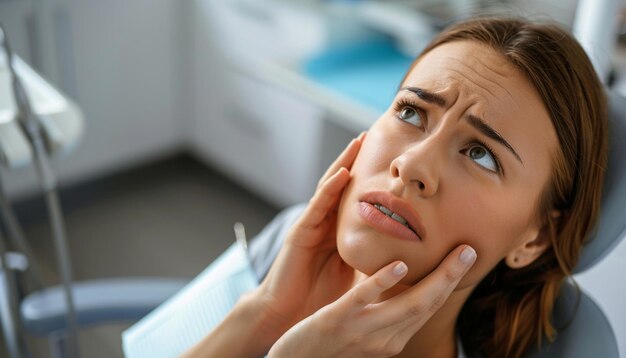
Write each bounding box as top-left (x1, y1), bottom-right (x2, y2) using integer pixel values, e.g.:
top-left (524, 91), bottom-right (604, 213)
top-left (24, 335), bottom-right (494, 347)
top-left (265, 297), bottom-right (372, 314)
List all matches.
top-left (11, 154), bottom-right (279, 357)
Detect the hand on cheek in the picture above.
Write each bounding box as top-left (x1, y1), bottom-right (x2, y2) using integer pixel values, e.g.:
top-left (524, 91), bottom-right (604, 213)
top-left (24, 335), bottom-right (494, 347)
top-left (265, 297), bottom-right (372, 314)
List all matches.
top-left (248, 133), bottom-right (368, 352)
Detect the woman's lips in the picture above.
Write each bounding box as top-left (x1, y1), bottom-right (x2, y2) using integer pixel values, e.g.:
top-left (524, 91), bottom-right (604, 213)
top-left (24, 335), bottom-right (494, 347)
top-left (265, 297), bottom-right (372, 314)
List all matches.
top-left (358, 191), bottom-right (427, 242)
top-left (358, 202), bottom-right (421, 242)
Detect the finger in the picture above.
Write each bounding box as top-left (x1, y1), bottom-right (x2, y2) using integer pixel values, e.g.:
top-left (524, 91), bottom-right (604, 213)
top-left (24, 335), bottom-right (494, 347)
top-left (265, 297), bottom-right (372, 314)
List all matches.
top-left (377, 245), bottom-right (476, 325)
top-left (317, 132), bottom-right (366, 189)
top-left (336, 260), bottom-right (408, 314)
top-left (296, 167), bottom-right (350, 231)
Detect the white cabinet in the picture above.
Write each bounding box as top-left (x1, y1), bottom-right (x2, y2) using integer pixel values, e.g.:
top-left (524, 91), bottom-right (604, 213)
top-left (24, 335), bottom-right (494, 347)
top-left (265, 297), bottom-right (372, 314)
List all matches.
top-left (189, 66), bottom-right (324, 207)
top-left (186, 0), bottom-right (333, 207)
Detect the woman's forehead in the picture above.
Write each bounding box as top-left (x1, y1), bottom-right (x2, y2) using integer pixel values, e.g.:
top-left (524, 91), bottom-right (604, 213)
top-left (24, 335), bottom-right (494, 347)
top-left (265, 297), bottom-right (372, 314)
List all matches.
top-left (403, 41), bottom-right (543, 116)
top-left (405, 41), bottom-right (521, 96)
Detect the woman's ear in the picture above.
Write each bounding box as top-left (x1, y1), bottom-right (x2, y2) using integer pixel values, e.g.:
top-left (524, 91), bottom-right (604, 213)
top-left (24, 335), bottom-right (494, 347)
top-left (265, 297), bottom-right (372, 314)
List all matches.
top-left (505, 210), bottom-right (560, 269)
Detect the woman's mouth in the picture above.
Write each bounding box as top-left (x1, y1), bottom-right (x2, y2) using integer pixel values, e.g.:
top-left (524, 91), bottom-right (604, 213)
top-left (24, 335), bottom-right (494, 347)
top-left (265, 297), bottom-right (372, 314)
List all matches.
top-left (355, 191), bottom-right (427, 242)
top-left (357, 201), bottom-right (423, 242)
top-left (372, 203), bottom-right (414, 230)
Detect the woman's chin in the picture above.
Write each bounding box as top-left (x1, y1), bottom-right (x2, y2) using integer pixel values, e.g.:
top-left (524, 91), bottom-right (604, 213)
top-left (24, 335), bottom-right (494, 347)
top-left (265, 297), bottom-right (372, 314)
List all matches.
top-left (337, 230), bottom-right (398, 277)
top-left (337, 229), bottom-right (435, 286)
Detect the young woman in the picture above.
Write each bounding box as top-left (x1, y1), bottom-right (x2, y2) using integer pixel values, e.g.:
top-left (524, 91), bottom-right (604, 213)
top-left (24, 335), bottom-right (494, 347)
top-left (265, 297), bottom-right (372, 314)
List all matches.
top-left (183, 17), bottom-right (608, 358)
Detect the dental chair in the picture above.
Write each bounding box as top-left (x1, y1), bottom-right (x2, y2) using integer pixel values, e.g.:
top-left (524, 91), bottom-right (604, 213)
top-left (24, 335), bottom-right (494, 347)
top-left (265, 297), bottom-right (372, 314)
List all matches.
top-left (527, 89), bottom-right (626, 356)
top-left (121, 89), bottom-right (625, 357)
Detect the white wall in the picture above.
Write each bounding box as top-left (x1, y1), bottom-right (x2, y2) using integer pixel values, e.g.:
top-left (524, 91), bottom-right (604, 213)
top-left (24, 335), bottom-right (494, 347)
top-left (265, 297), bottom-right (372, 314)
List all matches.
top-left (1, 0), bottom-right (186, 199)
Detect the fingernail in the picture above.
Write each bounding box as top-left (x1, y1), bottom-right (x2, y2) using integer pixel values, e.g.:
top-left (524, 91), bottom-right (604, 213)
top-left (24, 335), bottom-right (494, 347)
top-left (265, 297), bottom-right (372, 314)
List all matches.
top-left (357, 131), bottom-right (366, 141)
top-left (459, 246), bottom-right (477, 265)
top-left (393, 262), bottom-right (407, 276)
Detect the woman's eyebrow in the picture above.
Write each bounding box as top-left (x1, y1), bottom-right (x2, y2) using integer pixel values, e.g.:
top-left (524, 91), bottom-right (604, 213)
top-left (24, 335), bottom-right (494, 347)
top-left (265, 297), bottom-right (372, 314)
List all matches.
top-left (400, 86), bottom-right (523, 164)
top-left (467, 114), bottom-right (523, 164)
top-left (400, 87), bottom-right (447, 107)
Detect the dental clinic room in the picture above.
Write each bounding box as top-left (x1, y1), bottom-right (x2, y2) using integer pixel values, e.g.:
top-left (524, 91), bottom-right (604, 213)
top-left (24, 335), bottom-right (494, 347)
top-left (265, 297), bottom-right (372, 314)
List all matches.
top-left (1, 0), bottom-right (626, 357)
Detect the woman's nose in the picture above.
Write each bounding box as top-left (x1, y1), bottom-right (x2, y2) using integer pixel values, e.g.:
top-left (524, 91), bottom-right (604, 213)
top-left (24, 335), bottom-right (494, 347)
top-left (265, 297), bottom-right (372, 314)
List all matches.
top-left (389, 142), bottom-right (440, 197)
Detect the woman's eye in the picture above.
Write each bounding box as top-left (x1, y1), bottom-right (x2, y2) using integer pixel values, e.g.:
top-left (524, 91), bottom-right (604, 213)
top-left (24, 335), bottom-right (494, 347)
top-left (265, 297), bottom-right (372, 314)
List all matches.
top-left (398, 107), bottom-right (423, 127)
top-left (466, 145), bottom-right (498, 172)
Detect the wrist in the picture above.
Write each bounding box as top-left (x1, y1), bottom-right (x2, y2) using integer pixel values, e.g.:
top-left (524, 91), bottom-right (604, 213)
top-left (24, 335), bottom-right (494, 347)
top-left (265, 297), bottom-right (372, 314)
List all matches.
top-left (239, 288), bottom-right (292, 354)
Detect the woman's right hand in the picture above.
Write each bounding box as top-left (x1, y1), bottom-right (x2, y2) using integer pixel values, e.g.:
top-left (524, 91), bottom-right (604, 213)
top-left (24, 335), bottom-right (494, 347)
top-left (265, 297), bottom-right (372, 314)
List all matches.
top-left (247, 133), bottom-right (366, 351)
top-left (180, 134), bottom-right (366, 358)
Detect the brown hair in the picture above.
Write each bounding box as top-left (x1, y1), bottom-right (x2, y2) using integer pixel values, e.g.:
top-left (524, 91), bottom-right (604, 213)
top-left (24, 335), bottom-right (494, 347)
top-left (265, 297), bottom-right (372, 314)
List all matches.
top-left (404, 18), bottom-right (608, 357)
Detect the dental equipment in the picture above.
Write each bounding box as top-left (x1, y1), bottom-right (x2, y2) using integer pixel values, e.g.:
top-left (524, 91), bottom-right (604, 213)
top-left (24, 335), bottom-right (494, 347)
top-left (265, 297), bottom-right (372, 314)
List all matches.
top-left (0, 173), bottom-right (45, 291)
top-left (573, 0), bottom-right (621, 84)
top-left (234, 222), bottom-right (259, 283)
top-left (234, 222), bottom-right (248, 253)
top-left (0, 230), bottom-right (27, 358)
top-left (1, 25), bottom-right (80, 357)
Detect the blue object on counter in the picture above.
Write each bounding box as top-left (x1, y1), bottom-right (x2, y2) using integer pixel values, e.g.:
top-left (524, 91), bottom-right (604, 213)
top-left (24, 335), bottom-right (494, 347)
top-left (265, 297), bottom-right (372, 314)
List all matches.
top-left (303, 37), bottom-right (414, 114)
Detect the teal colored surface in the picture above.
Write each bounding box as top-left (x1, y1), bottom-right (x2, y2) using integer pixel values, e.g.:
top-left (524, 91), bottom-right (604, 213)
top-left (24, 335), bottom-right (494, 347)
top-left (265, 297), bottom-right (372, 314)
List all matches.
top-left (303, 38), bottom-right (414, 115)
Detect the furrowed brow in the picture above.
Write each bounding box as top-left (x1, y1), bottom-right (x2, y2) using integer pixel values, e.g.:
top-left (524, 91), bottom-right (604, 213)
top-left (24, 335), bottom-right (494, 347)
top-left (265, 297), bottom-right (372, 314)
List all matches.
top-left (467, 114), bottom-right (523, 164)
top-left (400, 87), bottom-right (447, 107)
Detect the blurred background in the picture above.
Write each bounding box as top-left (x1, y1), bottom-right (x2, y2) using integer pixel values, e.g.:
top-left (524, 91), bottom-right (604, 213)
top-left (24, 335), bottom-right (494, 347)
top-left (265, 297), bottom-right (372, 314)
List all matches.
top-left (0, 0), bottom-right (625, 357)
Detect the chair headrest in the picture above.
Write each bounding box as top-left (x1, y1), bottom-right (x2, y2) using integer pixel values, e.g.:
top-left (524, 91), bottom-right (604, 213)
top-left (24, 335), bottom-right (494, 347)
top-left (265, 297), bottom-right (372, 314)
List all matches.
top-left (575, 90), bottom-right (626, 273)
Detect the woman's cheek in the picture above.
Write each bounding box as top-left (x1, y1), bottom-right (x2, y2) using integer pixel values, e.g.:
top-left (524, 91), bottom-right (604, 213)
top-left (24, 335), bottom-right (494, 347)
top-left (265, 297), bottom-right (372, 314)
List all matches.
top-left (355, 122), bottom-right (401, 172)
top-left (352, 144), bottom-right (391, 177)
top-left (437, 190), bottom-right (513, 288)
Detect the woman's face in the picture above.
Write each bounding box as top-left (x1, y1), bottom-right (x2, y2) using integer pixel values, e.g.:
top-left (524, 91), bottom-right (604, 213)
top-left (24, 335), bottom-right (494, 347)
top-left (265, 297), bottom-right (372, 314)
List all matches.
top-left (336, 40), bottom-right (559, 289)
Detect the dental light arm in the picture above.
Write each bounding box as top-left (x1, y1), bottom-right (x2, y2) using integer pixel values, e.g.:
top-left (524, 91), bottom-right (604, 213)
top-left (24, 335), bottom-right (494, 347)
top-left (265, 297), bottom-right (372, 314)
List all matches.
top-left (1, 25), bottom-right (81, 357)
top-left (0, 37), bottom-right (83, 168)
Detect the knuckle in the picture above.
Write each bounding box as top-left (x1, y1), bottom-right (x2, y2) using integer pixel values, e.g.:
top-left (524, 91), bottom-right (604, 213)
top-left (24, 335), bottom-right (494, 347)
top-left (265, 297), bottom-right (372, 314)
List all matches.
top-left (408, 300), bottom-right (426, 317)
top-left (347, 332), bottom-right (364, 347)
top-left (429, 293), bottom-right (446, 313)
top-left (351, 289), bottom-right (368, 306)
top-left (319, 175), bottom-right (332, 188)
top-left (444, 267), bottom-right (459, 283)
top-left (374, 276), bottom-right (388, 290)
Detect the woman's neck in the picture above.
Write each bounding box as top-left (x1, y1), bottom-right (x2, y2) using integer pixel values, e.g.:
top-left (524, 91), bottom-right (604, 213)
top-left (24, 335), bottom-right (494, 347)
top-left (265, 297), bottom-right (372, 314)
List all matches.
top-left (351, 270), bottom-right (475, 358)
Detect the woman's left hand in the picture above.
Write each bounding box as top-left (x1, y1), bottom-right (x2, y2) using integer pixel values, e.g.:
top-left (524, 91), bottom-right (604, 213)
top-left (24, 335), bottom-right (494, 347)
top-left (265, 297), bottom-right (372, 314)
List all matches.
top-left (267, 244), bottom-right (477, 357)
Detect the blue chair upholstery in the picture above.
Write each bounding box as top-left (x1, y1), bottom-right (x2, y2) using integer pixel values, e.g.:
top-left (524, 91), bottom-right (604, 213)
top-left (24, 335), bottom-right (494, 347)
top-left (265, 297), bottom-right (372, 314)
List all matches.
top-left (20, 278), bottom-right (188, 335)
